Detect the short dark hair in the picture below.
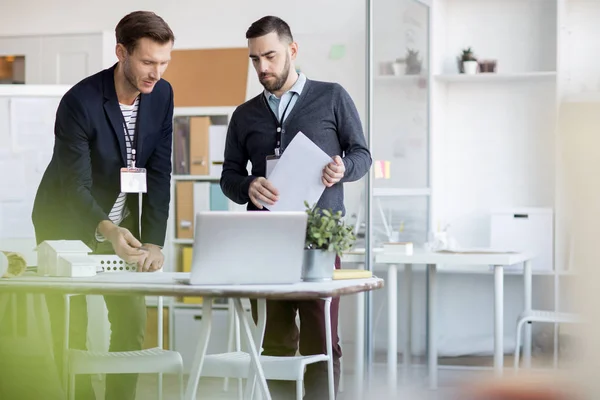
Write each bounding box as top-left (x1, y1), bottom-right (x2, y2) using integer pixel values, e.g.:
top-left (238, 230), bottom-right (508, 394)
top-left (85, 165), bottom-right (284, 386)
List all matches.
top-left (246, 16), bottom-right (293, 44)
top-left (115, 11), bottom-right (175, 54)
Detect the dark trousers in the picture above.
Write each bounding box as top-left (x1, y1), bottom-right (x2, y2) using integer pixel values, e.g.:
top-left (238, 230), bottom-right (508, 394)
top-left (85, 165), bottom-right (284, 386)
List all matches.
top-left (45, 232), bottom-right (146, 400)
top-left (251, 256), bottom-right (342, 400)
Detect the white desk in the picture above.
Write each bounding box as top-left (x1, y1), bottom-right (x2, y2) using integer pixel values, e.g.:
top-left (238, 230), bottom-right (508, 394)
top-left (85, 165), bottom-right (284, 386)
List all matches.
top-left (375, 250), bottom-right (534, 392)
top-left (0, 272), bottom-right (383, 400)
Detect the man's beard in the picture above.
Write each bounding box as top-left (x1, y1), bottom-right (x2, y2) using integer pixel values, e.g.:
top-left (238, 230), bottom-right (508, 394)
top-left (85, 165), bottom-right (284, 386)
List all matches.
top-left (123, 58), bottom-right (141, 93)
top-left (260, 54), bottom-right (291, 93)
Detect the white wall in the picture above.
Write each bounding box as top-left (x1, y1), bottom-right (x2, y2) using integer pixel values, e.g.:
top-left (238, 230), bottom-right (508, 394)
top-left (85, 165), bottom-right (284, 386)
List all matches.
top-left (0, 0), bottom-right (368, 116)
top-left (0, 0), bottom-right (364, 44)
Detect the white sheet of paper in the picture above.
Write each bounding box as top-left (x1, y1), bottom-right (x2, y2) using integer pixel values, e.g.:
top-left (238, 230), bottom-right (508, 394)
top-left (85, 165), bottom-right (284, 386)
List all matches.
top-left (266, 157), bottom-right (278, 179)
top-left (0, 200), bottom-right (36, 238)
top-left (10, 97), bottom-right (60, 153)
top-left (0, 152), bottom-right (26, 201)
top-left (260, 132), bottom-right (332, 212)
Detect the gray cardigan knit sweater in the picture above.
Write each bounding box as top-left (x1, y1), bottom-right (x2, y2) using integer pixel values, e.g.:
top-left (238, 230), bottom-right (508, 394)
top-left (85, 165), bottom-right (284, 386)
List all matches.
top-left (220, 78), bottom-right (371, 215)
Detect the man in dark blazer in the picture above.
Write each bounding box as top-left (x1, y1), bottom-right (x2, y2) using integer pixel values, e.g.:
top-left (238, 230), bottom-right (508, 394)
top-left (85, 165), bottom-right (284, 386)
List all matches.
top-left (32, 11), bottom-right (175, 400)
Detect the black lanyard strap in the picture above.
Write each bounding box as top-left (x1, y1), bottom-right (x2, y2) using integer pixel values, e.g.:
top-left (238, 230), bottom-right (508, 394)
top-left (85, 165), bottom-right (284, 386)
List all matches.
top-left (121, 111), bottom-right (138, 167)
top-left (263, 93), bottom-right (295, 156)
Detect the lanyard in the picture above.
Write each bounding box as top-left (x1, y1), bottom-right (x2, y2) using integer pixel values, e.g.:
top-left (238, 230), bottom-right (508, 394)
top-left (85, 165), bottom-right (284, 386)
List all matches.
top-left (264, 93), bottom-right (295, 156)
top-left (121, 111), bottom-right (138, 168)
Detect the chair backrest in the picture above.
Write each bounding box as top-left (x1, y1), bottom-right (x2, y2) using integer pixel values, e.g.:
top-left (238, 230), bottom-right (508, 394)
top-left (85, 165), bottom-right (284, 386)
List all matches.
top-left (71, 268), bottom-right (165, 353)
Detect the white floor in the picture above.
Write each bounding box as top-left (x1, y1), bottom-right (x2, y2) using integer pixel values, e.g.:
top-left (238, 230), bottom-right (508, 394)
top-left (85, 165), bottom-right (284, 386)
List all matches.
top-left (123, 362), bottom-right (515, 400)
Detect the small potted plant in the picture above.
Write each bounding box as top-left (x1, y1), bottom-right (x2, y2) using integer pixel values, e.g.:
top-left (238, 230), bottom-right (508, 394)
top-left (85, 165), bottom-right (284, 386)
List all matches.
top-left (459, 47), bottom-right (478, 74)
top-left (302, 201), bottom-right (356, 281)
top-left (405, 48), bottom-right (422, 75)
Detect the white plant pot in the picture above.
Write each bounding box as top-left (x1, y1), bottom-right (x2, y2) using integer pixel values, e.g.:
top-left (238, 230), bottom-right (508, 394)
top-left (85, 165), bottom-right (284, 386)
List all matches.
top-left (463, 60), bottom-right (478, 75)
top-left (391, 62), bottom-right (403, 76)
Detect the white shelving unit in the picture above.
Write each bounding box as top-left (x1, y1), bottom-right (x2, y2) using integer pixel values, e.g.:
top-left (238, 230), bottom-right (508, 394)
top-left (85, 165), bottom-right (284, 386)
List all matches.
top-left (165, 106), bottom-right (236, 274)
top-left (427, 0), bottom-right (560, 358)
top-left (434, 71), bottom-right (557, 83)
top-left (368, 0), bottom-right (592, 358)
top-left (164, 105), bottom-right (238, 350)
top-left (430, 0), bottom-right (559, 264)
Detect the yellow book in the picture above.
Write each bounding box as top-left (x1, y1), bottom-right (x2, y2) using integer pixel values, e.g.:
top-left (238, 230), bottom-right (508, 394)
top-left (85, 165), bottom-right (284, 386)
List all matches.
top-left (181, 247), bottom-right (202, 304)
top-left (333, 269), bottom-right (372, 280)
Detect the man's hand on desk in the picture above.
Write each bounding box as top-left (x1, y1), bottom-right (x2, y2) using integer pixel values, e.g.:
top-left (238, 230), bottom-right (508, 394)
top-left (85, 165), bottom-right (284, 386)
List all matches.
top-left (138, 244), bottom-right (164, 272)
top-left (98, 221), bottom-right (147, 264)
top-left (322, 155), bottom-right (345, 187)
top-left (249, 177), bottom-right (279, 209)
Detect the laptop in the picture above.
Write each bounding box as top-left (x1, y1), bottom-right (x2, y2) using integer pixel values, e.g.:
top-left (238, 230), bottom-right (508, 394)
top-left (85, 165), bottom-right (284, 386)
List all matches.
top-left (177, 211), bottom-right (308, 285)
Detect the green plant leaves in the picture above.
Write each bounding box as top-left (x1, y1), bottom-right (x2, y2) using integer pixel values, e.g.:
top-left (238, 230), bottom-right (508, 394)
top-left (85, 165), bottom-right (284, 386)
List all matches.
top-left (304, 201), bottom-right (356, 257)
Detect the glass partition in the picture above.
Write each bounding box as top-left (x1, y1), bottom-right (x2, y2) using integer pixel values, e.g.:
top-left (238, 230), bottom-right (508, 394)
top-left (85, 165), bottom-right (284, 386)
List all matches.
top-left (371, 0), bottom-right (431, 248)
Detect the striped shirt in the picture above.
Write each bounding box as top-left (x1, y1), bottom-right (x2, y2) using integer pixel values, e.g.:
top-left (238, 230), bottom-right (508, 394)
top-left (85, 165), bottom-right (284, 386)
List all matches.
top-left (95, 96), bottom-right (139, 242)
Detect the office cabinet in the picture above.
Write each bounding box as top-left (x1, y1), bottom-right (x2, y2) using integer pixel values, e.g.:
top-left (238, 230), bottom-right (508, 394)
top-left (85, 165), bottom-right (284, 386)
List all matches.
top-left (491, 207), bottom-right (554, 272)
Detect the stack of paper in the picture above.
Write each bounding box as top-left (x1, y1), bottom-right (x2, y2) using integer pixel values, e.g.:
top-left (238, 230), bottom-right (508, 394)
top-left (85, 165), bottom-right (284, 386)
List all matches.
top-left (383, 242), bottom-right (414, 255)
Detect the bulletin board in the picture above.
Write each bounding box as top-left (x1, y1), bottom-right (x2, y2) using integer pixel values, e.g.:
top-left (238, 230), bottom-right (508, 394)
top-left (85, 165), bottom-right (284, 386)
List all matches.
top-left (161, 47), bottom-right (249, 107)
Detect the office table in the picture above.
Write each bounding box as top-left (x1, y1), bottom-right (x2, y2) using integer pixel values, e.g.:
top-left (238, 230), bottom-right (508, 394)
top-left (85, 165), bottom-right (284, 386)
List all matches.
top-left (375, 250), bottom-right (534, 392)
top-left (0, 272), bottom-right (384, 400)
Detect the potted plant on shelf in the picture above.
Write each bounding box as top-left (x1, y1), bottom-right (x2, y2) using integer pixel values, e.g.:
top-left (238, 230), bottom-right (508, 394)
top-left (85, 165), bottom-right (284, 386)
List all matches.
top-left (405, 48), bottom-right (422, 75)
top-left (391, 58), bottom-right (405, 76)
top-left (459, 47), bottom-right (478, 74)
top-left (302, 201), bottom-right (356, 281)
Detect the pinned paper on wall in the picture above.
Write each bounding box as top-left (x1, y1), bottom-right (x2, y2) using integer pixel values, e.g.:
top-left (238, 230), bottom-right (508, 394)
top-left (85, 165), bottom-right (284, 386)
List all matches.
top-left (374, 160), bottom-right (391, 179)
top-left (0, 153), bottom-right (26, 201)
top-left (329, 44), bottom-right (346, 60)
top-left (0, 98), bottom-right (10, 146)
top-left (0, 200), bottom-right (35, 238)
top-left (10, 97), bottom-right (60, 153)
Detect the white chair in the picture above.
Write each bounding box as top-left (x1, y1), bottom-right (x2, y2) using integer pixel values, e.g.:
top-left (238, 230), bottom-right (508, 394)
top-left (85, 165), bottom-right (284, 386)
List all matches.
top-left (514, 239), bottom-right (581, 371)
top-left (64, 266), bottom-right (184, 400)
top-left (222, 298), bottom-right (344, 397)
top-left (203, 298), bottom-right (335, 400)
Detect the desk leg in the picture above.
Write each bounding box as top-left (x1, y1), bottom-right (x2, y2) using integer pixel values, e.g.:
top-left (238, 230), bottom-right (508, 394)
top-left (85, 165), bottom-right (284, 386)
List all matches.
top-left (185, 297), bottom-right (214, 400)
top-left (493, 266), bottom-right (504, 376)
top-left (403, 264), bottom-right (413, 381)
top-left (427, 264), bottom-right (437, 390)
top-left (233, 298), bottom-right (271, 400)
top-left (355, 290), bottom-right (365, 398)
top-left (387, 264), bottom-right (398, 394)
top-left (324, 298), bottom-right (335, 400)
top-left (523, 260), bottom-right (533, 369)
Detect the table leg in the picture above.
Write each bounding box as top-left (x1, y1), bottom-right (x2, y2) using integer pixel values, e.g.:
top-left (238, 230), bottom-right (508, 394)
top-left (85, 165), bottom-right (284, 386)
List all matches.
top-left (185, 297), bottom-right (214, 400)
top-left (427, 264), bottom-right (437, 390)
top-left (523, 260), bottom-right (533, 368)
top-left (355, 290), bottom-right (365, 398)
top-left (494, 265), bottom-right (505, 376)
top-left (324, 298), bottom-right (334, 400)
top-left (0, 293), bottom-right (10, 322)
top-left (233, 298), bottom-right (271, 400)
top-left (387, 264), bottom-right (398, 394)
top-left (403, 264), bottom-right (413, 380)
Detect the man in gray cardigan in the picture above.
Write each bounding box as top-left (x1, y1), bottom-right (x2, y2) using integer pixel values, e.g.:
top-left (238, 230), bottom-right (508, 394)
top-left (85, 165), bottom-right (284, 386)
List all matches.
top-left (220, 16), bottom-right (371, 399)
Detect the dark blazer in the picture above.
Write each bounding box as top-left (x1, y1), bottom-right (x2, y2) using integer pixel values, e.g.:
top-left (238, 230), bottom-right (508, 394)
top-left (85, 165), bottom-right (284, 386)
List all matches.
top-left (32, 64), bottom-right (173, 247)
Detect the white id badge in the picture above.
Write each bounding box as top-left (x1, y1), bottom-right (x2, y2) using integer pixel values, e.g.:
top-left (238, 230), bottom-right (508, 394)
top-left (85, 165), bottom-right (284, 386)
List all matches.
top-left (266, 155), bottom-right (280, 179)
top-left (120, 167), bottom-right (147, 193)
